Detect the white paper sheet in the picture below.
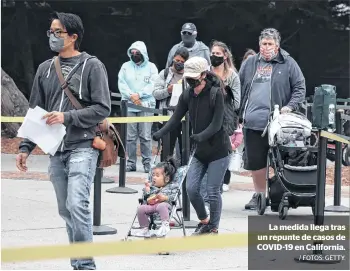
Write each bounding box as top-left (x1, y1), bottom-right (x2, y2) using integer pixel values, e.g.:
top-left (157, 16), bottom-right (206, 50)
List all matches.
top-left (17, 106), bottom-right (66, 156)
top-left (169, 84), bottom-right (182, 107)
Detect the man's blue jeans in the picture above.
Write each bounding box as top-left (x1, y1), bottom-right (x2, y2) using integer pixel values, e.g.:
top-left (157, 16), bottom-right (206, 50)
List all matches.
top-left (186, 155), bottom-right (230, 228)
top-left (49, 148), bottom-right (99, 270)
top-left (126, 111), bottom-right (152, 169)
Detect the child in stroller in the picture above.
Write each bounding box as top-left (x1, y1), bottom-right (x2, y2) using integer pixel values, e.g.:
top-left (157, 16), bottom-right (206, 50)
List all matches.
top-left (134, 157), bottom-right (179, 238)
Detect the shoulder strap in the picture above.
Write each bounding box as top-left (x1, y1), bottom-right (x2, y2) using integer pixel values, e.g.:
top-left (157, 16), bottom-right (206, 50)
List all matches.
top-left (54, 57), bottom-right (83, 110)
top-left (209, 87), bottom-right (219, 108)
top-left (164, 67), bottom-right (169, 80)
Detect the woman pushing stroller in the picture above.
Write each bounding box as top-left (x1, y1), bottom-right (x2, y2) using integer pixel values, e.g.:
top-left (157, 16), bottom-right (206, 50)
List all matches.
top-left (153, 56), bottom-right (231, 235)
top-left (134, 157), bottom-right (179, 238)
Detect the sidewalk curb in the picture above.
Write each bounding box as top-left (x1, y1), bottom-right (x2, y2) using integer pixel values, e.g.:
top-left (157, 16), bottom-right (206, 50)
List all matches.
top-left (1, 171), bottom-right (348, 197)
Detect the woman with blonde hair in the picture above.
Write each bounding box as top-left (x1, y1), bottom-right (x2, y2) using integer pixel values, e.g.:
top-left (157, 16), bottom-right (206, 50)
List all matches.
top-left (199, 40), bottom-right (241, 202)
top-left (209, 40), bottom-right (240, 109)
top-left (209, 40), bottom-right (241, 192)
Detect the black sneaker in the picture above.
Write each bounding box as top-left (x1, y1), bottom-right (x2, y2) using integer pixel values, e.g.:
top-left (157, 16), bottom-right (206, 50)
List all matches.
top-left (192, 223), bottom-right (212, 235)
top-left (191, 223), bottom-right (204, 235)
top-left (192, 224), bottom-right (218, 235)
top-left (208, 227), bottom-right (219, 235)
top-left (126, 166), bottom-right (136, 172)
top-left (245, 193), bottom-right (257, 210)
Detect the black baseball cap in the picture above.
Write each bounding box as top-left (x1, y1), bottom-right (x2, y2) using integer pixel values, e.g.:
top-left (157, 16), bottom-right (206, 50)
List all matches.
top-left (181, 23), bottom-right (197, 34)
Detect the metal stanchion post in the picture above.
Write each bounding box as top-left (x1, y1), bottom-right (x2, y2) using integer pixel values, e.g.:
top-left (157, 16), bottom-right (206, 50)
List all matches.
top-left (106, 100), bottom-right (137, 194)
top-left (325, 110), bottom-right (349, 212)
top-left (294, 132), bottom-right (340, 264)
top-left (181, 113), bottom-right (198, 229)
top-left (93, 154), bottom-right (117, 235)
top-left (161, 108), bottom-right (170, 162)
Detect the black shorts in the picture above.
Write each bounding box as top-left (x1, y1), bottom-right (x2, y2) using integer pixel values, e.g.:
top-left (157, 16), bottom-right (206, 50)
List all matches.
top-left (243, 128), bottom-right (269, 171)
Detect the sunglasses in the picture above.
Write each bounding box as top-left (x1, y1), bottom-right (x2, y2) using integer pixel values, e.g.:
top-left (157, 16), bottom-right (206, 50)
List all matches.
top-left (181, 31), bottom-right (193, 36)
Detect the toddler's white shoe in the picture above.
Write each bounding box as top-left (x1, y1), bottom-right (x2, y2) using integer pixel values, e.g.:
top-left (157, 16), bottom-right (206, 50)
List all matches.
top-left (222, 184), bottom-right (229, 192)
top-left (134, 227), bottom-right (151, 238)
top-left (156, 221), bottom-right (170, 237)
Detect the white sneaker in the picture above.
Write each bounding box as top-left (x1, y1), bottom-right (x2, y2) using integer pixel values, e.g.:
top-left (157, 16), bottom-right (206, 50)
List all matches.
top-left (222, 184), bottom-right (229, 192)
top-left (156, 221), bottom-right (170, 237)
top-left (134, 227), bottom-right (151, 238)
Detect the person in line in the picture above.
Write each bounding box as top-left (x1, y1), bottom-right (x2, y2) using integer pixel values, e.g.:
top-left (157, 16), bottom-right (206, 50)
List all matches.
top-left (118, 41), bottom-right (158, 173)
top-left (239, 28), bottom-right (306, 210)
top-left (242, 48), bottom-right (256, 62)
top-left (135, 157), bottom-right (179, 238)
top-left (166, 23), bottom-right (211, 164)
top-left (153, 47), bottom-right (190, 162)
top-left (153, 56), bottom-right (231, 235)
top-left (16, 12), bottom-right (111, 270)
top-left (165, 23), bottom-right (211, 68)
top-left (200, 40), bottom-right (241, 202)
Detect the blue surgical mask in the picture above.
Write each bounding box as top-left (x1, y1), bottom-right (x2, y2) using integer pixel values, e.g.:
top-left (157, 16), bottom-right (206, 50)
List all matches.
top-left (49, 34), bottom-right (64, 52)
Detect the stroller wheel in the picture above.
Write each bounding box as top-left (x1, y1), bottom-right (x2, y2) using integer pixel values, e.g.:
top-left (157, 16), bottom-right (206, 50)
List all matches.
top-left (278, 203), bottom-right (288, 220)
top-left (257, 192), bottom-right (266, 215)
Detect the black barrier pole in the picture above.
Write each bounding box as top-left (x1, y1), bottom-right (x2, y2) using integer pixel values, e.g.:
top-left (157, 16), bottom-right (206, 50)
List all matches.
top-left (160, 108), bottom-right (171, 162)
top-left (93, 155), bottom-right (117, 235)
top-left (181, 113), bottom-right (198, 229)
top-left (325, 109), bottom-right (349, 213)
top-left (106, 100), bottom-right (137, 194)
top-left (294, 132), bottom-right (340, 264)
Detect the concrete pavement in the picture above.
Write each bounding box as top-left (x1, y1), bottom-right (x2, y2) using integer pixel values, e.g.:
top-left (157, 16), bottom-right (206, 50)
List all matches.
top-left (1, 176), bottom-right (349, 270)
top-left (1, 152), bottom-right (349, 270)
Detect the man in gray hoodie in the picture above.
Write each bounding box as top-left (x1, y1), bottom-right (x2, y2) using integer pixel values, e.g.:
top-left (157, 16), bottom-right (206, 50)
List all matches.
top-left (165, 23), bottom-right (211, 68)
top-left (238, 28), bottom-right (306, 210)
top-left (16, 12), bottom-right (111, 270)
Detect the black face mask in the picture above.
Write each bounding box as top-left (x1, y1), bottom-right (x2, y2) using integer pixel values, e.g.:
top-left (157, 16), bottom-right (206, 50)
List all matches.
top-left (181, 35), bottom-right (196, 48)
top-left (174, 62), bottom-right (184, 72)
top-left (186, 78), bottom-right (201, 88)
top-left (131, 54), bottom-right (143, 63)
top-left (210, 55), bottom-right (225, 67)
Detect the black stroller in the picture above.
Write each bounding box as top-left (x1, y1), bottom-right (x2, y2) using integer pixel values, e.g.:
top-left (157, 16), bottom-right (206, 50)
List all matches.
top-left (256, 112), bottom-right (319, 220)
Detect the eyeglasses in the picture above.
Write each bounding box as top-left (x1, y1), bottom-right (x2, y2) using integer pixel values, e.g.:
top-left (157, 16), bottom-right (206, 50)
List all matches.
top-left (181, 31), bottom-right (192, 36)
top-left (47, 30), bottom-right (68, 38)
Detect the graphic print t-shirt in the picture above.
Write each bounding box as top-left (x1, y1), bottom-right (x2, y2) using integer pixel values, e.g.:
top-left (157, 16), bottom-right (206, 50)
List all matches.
top-left (244, 60), bottom-right (273, 131)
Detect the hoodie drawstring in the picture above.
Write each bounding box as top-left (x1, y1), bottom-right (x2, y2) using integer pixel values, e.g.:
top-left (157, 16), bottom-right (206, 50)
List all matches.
top-left (46, 59), bottom-right (55, 78)
top-left (79, 58), bottom-right (88, 99)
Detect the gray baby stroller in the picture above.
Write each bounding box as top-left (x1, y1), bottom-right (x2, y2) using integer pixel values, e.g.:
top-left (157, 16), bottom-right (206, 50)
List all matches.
top-left (124, 142), bottom-right (196, 240)
top-left (256, 111), bottom-right (319, 220)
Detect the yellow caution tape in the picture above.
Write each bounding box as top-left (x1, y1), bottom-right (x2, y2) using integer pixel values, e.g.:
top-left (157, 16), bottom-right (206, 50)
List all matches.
top-left (1, 233), bottom-right (248, 263)
top-left (321, 131), bottom-right (350, 144)
top-left (2, 229), bottom-right (348, 263)
top-left (0, 116), bottom-right (174, 124)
